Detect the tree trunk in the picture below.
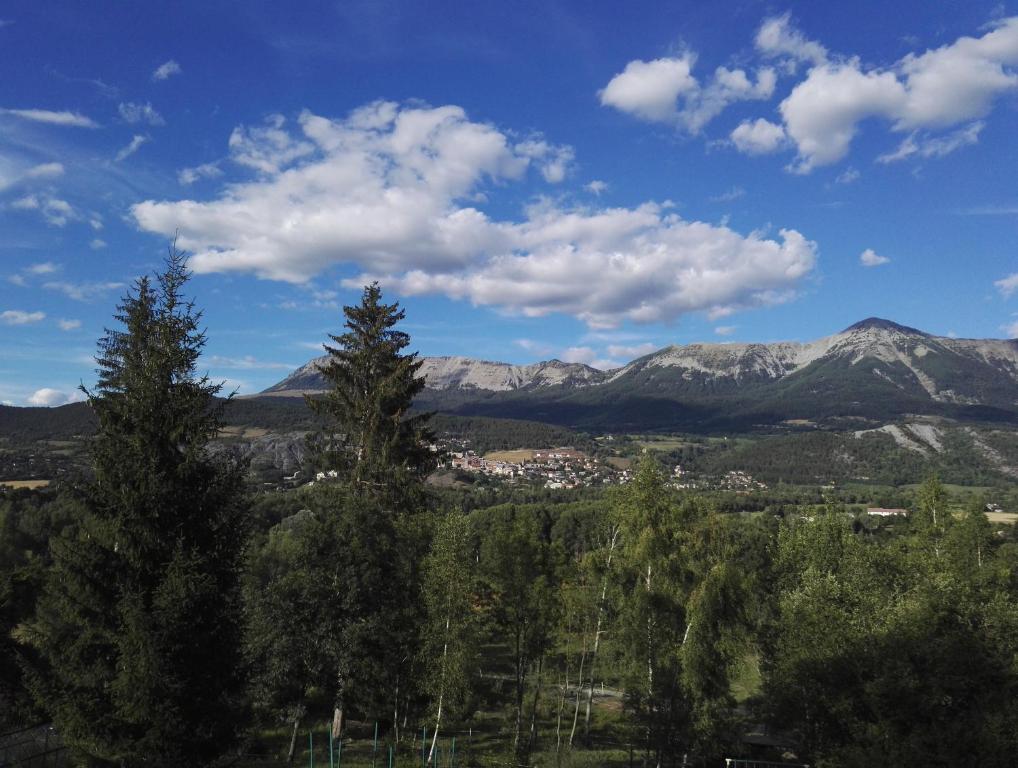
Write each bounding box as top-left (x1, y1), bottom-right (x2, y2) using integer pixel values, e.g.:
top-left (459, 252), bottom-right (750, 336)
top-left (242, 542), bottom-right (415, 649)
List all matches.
top-left (584, 526), bottom-right (618, 743)
top-left (287, 701), bottom-right (305, 764)
top-left (569, 635), bottom-right (586, 746)
top-left (527, 655), bottom-right (545, 758)
top-left (427, 614), bottom-right (452, 765)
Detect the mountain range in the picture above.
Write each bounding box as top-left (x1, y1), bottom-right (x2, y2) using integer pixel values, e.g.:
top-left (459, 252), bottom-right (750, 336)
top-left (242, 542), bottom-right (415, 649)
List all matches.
top-left (264, 318), bottom-right (1018, 432)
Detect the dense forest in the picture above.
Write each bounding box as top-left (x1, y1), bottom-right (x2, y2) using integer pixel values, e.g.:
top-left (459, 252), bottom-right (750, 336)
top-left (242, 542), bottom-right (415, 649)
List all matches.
top-left (3, 258), bottom-right (1018, 767)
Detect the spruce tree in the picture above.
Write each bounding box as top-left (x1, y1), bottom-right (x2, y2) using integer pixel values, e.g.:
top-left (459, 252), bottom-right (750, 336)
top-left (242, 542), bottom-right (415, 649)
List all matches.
top-left (307, 282), bottom-right (435, 505)
top-left (22, 249), bottom-right (247, 766)
top-left (299, 284), bottom-right (434, 738)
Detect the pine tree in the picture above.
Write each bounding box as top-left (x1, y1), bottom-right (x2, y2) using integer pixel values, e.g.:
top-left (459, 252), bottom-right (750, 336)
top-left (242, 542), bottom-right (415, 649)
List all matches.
top-left (307, 282), bottom-right (435, 505)
top-left (22, 249), bottom-right (247, 766)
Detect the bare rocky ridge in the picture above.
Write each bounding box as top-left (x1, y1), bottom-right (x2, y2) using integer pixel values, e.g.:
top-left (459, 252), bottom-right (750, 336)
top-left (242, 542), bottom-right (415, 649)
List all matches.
top-left (264, 318), bottom-right (1018, 411)
top-left (263, 354), bottom-right (608, 396)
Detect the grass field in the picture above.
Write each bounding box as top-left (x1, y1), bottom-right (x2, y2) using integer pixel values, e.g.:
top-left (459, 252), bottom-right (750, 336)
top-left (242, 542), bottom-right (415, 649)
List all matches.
top-left (483, 449), bottom-right (536, 463)
top-left (0, 479), bottom-right (50, 489)
top-left (986, 511), bottom-right (1018, 524)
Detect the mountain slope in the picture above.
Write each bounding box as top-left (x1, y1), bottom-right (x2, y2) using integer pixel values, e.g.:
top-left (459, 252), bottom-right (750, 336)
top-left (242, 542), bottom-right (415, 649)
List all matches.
top-left (263, 354), bottom-right (608, 395)
top-left (263, 319), bottom-right (1018, 431)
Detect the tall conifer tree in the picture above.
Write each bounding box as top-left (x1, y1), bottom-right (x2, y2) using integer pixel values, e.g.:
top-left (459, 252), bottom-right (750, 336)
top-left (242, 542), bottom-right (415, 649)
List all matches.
top-left (307, 282), bottom-right (435, 505)
top-left (300, 284), bottom-right (434, 738)
top-left (23, 249), bottom-right (247, 766)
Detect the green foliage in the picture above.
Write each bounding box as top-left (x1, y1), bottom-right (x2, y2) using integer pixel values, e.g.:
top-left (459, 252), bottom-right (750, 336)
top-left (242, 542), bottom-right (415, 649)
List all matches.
top-left (21, 251), bottom-right (248, 766)
top-left (420, 512), bottom-right (481, 734)
top-left (762, 482), bottom-right (1018, 766)
top-left (307, 283), bottom-right (435, 505)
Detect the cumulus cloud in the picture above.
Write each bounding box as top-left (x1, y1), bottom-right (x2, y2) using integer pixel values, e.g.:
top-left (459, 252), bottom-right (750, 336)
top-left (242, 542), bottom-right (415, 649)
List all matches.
top-left (755, 13), bottom-right (828, 67)
top-left (714, 325), bottom-right (737, 336)
top-left (90, 239), bottom-right (107, 249)
top-left (780, 63), bottom-right (907, 172)
top-left (996, 273), bottom-right (1018, 297)
top-left (132, 101), bottom-right (818, 327)
top-left (58, 318), bottom-right (81, 331)
top-left (27, 388), bottom-right (84, 407)
top-left (1003, 320), bottom-right (1018, 338)
top-left (600, 55), bottom-right (699, 122)
top-left (730, 118), bottom-right (786, 155)
top-left (152, 59), bottom-right (181, 81)
top-left (776, 16), bottom-right (1018, 171)
top-left (26, 262), bottom-right (58, 275)
top-left (0, 108), bottom-right (98, 128)
top-left (600, 54), bottom-right (775, 132)
top-left (118, 101), bottom-right (165, 126)
top-left (585, 180), bottom-right (608, 195)
top-left (514, 139), bottom-right (575, 183)
top-left (1, 309), bottom-right (45, 325)
top-left (115, 134), bottom-right (149, 162)
top-left (860, 248), bottom-right (890, 267)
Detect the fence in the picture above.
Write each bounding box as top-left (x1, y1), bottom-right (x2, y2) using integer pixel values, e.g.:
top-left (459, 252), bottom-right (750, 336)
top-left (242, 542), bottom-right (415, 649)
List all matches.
top-left (0, 723), bottom-right (69, 767)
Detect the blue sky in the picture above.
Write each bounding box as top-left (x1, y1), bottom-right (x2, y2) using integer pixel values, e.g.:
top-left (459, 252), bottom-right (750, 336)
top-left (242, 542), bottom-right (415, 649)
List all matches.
top-left (2, 0), bottom-right (1017, 405)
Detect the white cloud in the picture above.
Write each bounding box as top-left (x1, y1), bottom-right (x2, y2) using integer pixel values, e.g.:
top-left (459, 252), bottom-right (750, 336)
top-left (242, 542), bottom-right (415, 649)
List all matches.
top-left (714, 325), bottom-right (737, 336)
top-left (178, 162), bottom-right (223, 185)
top-left (10, 194), bottom-right (77, 226)
top-left (58, 318), bottom-right (81, 331)
top-left (90, 239), bottom-right (107, 250)
top-left (755, 13), bottom-right (828, 67)
top-left (132, 101), bottom-right (818, 327)
top-left (152, 59), bottom-right (182, 81)
top-left (585, 180), bottom-right (608, 195)
top-left (26, 262), bottom-right (58, 275)
top-left (780, 62), bottom-right (907, 173)
top-left (996, 273), bottom-right (1018, 297)
top-left (860, 248), bottom-right (891, 267)
top-left (44, 281), bottom-right (125, 301)
top-left (27, 388), bottom-right (84, 407)
top-left (600, 54), bottom-right (775, 132)
top-left (1, 309), bottom-right (45, 325)
top-left (730, 118), bottom-right (786, 155)
top-left (877, 121), bottom-right (984, 163)
top-left (515, 139), bottom-right (575, 184)
top-left (89, 215), bottom-right (103, 231)
top-left (115, 134), bottom-right (149, 162)
top-left (600, 55), bottom-right (698, 123)
top-left (228, 114), bottom-right (314, 174)
top-left (1003, 320), bottom-right (1018, 338)
top-left (7, 275), bottom-right (25, 287)
top-left (23, 162), bottom-right (64, 179)
top-left (895, 18), bottom-right (1018, 130)
top-left (118, 101), bottom-right (165, 126)
top-left (774, 16), bottom-right (1018, 172)
top-left (0, 108), bottom-right (98, 128)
